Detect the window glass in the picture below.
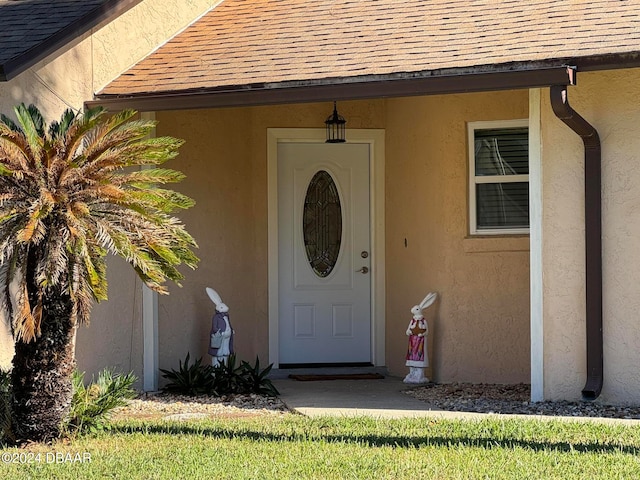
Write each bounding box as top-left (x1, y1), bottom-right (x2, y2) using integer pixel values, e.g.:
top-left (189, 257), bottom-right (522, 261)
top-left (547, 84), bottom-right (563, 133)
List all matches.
top-left (474, 128), bottom-right (528, 176)
top-left (469, 122), bottom-right (529, 235)
top-left (476, 182), bottom-right (529, 229)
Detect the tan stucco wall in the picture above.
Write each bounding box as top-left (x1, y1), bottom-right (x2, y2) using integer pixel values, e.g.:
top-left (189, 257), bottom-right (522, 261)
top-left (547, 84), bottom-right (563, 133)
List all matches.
top-left (75, 257), bottom-right (143, 384)
top-left (385, 91), bottom-right (530, 383)
top-left (155, 107), bottom-right (254, 371)
top-left (540, 68), bottom-right (640, 404)
top-left (0, 0), bottom-right (218, 378)
top-left (156, 93), bottom-right (531, 384)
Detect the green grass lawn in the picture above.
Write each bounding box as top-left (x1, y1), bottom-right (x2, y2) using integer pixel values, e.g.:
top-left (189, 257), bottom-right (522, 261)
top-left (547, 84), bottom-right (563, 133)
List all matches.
top-left (2, 414), bottom-right (640, 479)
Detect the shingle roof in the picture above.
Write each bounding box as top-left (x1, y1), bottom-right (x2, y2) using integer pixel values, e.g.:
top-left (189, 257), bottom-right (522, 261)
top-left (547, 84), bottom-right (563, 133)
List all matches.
top-left (99, 0), bottom-right (640, 98)
top-left (0, 0), bottom-right (141, 81)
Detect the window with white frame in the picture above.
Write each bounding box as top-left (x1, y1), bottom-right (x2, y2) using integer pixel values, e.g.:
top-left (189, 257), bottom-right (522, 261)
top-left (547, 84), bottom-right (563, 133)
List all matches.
top-left (468, 120), bottom-right (529, 235)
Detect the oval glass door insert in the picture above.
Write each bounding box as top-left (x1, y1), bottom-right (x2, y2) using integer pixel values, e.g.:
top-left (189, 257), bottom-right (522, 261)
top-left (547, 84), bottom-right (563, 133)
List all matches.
top-left (303, 170), bottom-right (342, 277)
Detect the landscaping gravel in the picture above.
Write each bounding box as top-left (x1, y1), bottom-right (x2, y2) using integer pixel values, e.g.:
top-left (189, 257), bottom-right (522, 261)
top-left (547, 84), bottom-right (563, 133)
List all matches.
top-left (404, 383), bottom-right (640, 419)
top-left (113, 392), bottom-right (290, 420)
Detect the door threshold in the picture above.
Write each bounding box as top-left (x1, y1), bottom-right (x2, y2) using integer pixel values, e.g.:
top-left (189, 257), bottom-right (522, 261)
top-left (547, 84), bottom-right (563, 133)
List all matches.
top-left (279, 362), bottom-right (372, 369)
top-left (269, 364), bottom-right (386, 379)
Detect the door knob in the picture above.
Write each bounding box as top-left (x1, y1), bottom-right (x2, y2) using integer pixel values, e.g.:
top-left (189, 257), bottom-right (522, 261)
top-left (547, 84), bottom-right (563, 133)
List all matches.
top-left (356, 266), bottom-right (369, 274)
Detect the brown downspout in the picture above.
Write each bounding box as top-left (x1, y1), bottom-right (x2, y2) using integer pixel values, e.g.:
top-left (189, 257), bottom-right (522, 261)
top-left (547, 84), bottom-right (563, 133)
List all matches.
top-left (550, 80), bottom-right (603, 401)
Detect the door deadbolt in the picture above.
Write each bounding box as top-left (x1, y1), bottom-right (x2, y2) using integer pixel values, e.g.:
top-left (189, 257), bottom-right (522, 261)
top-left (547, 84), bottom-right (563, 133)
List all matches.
top-left (361, 251), bottom-right (369, 258)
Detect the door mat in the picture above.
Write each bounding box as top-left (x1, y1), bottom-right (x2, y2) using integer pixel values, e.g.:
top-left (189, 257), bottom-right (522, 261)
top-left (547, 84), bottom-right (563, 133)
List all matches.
top-left (288, 373), bottom-right (385, 381)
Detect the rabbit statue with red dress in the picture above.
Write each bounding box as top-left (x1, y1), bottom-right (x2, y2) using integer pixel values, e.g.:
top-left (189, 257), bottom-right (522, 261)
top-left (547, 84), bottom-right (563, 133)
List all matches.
top-left (404, 292), bottom-right (437, 384)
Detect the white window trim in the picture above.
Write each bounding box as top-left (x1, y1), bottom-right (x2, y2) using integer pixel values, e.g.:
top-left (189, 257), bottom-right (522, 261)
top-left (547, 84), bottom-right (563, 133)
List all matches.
top-left (468, 119), bottom-right (530, 235)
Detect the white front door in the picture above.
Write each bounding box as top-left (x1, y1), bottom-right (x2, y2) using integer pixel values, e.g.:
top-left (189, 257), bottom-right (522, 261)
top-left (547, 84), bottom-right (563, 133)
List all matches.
top-left (278, 142), bottom-right (371, 365)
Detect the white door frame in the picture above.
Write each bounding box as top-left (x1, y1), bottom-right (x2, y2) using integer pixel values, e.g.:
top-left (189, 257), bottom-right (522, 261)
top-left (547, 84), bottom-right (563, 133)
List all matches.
top-left (267, 128), bottom-right (386, 368)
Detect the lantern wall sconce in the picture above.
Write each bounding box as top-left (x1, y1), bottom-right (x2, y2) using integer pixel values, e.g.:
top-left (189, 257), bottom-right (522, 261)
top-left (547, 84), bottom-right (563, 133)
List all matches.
top-left (325, 101), bottom-right (346, 143)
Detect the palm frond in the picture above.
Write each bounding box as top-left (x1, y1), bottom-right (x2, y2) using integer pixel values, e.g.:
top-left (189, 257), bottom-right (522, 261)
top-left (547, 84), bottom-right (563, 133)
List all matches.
top-left (62, 107), bottom-right (106, 153)
top-left (0, 104), bottom-right (197, 342)
top-left (79, 110), bottom-right (141, 163)
top-left (13, 104), bottom-right (45, 166)
top-left (0, 130), bottom-right (34, 176)
top-left (17, 199), bottom-right (51, 244)
top-left (75, 136), bottom-right (183, 183)
top-left (0, 164), bottom-right (14, 176)
top-left (124, 188), bottom-right (195, 213)
top-left (48, 108), bottom-right (77, 140)
top-left (12, 283), bottom-right (40, 342)
top-left (106, 168), bottom-right (186, 187)
top-left (0, 114), bottom-right (18, 132)
top-left (36, 224), bottom-right (69, 288)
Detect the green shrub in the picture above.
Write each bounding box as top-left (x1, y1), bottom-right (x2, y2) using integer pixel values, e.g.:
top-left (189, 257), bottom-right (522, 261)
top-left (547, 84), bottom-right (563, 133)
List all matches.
top-left (160, 353), bottom-right (216, 396)
top-left (161, 353), bottom-right (279, 397)
top-left (238, 357), bottom-right (279, 397)
top-left (65, 369), bottom-right (137, 435)
top-left (211, 354), bottom-right (245, 395)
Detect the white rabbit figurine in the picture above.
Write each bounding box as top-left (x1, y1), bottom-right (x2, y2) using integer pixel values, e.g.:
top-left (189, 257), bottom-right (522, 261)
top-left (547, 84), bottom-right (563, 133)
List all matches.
top-left (404, 292), bottom-right (437, 384)
top-left (206, 287), bottom-right (234, 367)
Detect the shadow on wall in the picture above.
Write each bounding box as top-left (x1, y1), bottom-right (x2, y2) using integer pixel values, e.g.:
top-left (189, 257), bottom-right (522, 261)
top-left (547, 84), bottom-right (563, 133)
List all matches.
top-left (1, 34), bottom-right (88, 122)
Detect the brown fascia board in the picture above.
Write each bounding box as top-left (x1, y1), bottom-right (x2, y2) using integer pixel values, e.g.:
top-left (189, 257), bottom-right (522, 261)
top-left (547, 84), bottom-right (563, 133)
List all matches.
top-left (0, 0), bottom-right (142, 82)
top-left (88, 64), bottom-right (577, 112)
top-left (572, 51), bottom-right (640, 72)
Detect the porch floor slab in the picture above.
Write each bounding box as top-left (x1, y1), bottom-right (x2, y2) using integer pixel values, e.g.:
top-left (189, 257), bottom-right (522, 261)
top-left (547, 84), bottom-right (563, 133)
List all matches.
top-left (273, 376), bottom-right (496, 420)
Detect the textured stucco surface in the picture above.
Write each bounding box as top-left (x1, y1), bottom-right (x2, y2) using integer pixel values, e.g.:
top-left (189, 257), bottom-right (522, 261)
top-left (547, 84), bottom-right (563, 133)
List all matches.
top-left (155, 93), bottom-right (531, 384)
top-left (384, 91), bottom-right (530, 383)
top-left (540, 68), bottom-right (640, 404)
top-left (75, 257), bottom-right (143, 386)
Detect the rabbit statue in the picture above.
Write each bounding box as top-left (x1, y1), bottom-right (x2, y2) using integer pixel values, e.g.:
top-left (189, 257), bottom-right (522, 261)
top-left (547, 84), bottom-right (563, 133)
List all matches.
top-left (206, 287), bottom-right (234, 366)
top-left (404, 292), bottom-right (437, 384)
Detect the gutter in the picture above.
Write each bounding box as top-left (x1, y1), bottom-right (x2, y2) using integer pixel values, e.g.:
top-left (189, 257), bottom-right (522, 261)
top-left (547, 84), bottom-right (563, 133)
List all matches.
top-left (550, 75), bottom-right (603, 401)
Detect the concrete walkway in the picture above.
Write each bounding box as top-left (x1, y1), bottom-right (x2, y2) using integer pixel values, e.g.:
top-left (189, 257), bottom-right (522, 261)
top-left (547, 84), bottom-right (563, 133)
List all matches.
top-left (273, 376), bottom-right (487, 420)
top-left (272, 376), bottom-right (640, 424)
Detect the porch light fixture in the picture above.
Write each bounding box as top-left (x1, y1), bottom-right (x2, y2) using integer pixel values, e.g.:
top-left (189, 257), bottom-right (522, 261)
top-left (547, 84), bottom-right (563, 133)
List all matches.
top-left (325, 101), bottom-right (346, 143)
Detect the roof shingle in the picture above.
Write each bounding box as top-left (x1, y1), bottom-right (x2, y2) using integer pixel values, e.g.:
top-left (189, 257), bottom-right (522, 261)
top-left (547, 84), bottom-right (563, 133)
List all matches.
top-left (99, 0), bottom-right (640, 97)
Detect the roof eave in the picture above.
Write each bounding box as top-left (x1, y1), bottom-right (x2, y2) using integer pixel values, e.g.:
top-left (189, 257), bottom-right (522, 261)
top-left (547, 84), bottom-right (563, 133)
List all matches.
top-left (572, 51), bottom-right (640, 72)
top-left (0, 0), bottom-right (143, 82)
top-left (88, 64), bottom-right (577, 112)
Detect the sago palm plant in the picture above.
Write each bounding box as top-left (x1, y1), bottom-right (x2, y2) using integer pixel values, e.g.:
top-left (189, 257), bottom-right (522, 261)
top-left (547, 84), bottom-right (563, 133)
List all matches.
top-left (0, 104), bottom-right (198, 443)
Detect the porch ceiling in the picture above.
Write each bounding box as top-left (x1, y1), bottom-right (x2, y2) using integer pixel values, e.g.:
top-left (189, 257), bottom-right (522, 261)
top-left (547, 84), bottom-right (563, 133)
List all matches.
top-left (91, 0), bottom-right (640, 111)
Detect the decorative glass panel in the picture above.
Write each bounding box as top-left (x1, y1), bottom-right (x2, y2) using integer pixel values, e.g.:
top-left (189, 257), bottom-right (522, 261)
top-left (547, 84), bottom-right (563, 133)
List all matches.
top-left (303, 170), bottom-right (342, 277)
